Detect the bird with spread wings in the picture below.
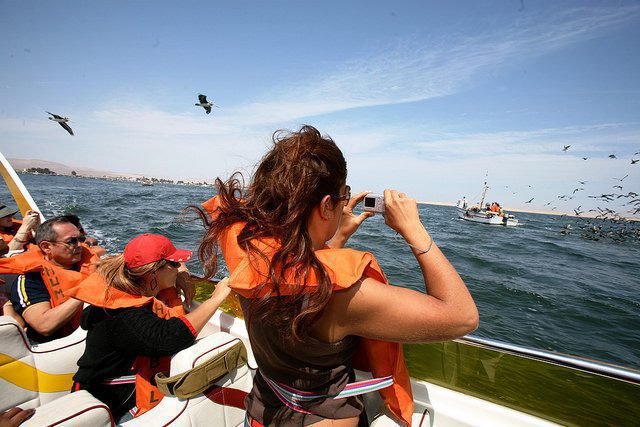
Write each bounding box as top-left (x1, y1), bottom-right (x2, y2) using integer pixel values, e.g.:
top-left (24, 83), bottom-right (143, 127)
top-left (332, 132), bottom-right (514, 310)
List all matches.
top-left (46, 111), bottom-right (74, 135)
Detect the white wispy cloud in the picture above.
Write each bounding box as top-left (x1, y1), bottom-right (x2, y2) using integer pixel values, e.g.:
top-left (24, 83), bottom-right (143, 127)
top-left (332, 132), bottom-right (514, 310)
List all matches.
top-left (230, 5), bottom-right (640, 124)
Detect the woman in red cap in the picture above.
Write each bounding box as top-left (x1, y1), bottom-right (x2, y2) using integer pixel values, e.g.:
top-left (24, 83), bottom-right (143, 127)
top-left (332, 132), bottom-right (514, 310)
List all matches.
top-left (69, 233), bottom-right (230, 422)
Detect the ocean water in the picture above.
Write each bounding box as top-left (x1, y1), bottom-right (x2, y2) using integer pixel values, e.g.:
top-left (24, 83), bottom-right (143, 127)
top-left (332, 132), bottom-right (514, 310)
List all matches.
top-left (2, 174), bottom-right (639, 368)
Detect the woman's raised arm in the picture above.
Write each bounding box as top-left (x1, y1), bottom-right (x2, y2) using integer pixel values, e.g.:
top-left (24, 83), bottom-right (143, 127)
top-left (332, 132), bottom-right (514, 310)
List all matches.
top-left (316, 189), bottom-right (478, 343)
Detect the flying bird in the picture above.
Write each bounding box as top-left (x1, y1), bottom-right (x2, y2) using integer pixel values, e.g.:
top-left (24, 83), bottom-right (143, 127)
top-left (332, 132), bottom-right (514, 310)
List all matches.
top-left (582, 157), bottom-right (588, 160)
top-left (608, 154), bottom-right (617, 159)
top-left (613, 185), bottom-right (623, 190)
top-left (46, 111), bottom-right (73, 135)
top-left (195, 94), bottom-right (218, 114)
top-left (525, 198), bottom-right (534, 203)
top-left (632, 159), bottom-right (639, 164)
top-left (562, 145), bottom-right (571, 151)
top-left (613, 174), bottom-right (629, 182)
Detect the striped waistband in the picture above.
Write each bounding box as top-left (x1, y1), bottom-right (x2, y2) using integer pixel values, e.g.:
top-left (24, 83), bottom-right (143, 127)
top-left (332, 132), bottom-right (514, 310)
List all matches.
top-left (102, 374), bottom-right (137, 385)
top-left (260, 371), bottom-right (393, 415)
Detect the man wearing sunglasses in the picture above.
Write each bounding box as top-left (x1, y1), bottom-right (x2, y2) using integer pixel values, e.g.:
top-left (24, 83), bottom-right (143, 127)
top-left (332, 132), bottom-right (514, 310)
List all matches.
top-left (6, 216), bottom-right (99, 343)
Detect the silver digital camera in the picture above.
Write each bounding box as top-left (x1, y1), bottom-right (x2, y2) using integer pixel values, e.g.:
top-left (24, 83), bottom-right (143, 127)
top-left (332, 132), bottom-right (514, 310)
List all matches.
top-left (363, 194), bottom-right (385, 214)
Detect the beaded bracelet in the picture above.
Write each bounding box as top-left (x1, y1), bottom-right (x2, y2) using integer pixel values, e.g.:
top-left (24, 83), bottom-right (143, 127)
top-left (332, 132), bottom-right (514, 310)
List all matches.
top-left (394, 233), bottom-right (433, 256)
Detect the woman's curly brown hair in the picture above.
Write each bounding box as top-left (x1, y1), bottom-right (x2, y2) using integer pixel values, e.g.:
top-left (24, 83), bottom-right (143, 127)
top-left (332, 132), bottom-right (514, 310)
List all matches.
top-left (193, 125), bottom-right (347, 341)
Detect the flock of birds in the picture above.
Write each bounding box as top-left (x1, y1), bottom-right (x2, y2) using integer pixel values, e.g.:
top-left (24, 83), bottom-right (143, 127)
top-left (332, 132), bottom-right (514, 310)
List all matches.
top-left (46, 94), bottom-right (218, 136)
top-left (534, 145), bottom-right (639, 243)
top-left (563, 144), bottom-right (638, 164)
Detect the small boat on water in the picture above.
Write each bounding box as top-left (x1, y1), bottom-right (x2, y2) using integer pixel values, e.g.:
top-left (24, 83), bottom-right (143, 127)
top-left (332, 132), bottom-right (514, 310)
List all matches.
top-left (457, 177), bottom-right (519, 226)
top-left (1, 152), bottom-right (638, 426)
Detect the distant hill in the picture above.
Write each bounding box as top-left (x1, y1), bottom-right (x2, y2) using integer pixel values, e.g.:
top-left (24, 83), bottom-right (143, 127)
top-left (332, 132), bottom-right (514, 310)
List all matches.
top-left (8, 158), bottom-right (143, 179)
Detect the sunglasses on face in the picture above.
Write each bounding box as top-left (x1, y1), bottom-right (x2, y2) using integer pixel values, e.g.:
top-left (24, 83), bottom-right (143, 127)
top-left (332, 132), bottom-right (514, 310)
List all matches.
top-left (51, 235), bottom-right (87, 247)
top-left (158, 260), bottom-right (181, 270)
top-left (332, 185), bottom-right (351, 202)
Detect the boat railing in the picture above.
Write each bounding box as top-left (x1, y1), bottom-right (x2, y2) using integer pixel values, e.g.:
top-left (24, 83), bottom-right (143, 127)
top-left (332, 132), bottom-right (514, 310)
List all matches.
top-left (460, 334), bottom-right (640, 384)
top-left (192, 273), bottom-right (639, 384)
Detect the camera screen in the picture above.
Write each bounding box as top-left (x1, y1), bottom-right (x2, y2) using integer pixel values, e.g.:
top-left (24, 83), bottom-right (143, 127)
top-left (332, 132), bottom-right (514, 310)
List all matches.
top-left (364, 197), bottom-right (376, 208)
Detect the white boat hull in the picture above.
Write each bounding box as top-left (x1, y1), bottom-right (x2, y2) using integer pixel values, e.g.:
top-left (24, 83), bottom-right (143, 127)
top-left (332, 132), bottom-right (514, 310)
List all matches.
top-left (456, 207), bottom-right (519, 226)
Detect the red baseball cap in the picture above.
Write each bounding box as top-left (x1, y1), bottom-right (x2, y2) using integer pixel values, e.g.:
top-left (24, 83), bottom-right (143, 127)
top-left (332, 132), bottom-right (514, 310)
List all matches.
top-left (124, 233), bottom-right (192, 268)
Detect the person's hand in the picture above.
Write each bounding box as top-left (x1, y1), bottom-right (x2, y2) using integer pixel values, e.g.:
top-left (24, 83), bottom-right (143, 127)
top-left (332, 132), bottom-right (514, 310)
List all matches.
top-left (211, 277), bottom-right (232, 302)
top-left (175, 268), bottom-right (196, 308)
top-left (0, 407), bottom-right (34, 427)
top-left (382, 189), bottom-right (423, 237)
top-left (329, 191), bottom-right (374, 248)
top-left (84, 237), bottom-right (107, 257)
top-left (20, 211), bottom-right (40, 232)
top-left (84, 236), bottom-right (99, 247)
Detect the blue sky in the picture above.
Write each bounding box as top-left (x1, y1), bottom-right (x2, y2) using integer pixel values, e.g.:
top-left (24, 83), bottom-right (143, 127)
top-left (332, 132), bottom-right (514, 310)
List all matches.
top-left (1, 1), bottom-right (639, 216)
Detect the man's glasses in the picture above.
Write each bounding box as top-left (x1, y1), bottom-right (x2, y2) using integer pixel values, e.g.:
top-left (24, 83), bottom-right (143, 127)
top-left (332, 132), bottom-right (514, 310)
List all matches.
top-left (51, 235), bottom-right (86, 247)
top-left (332, 185), bottom-right (351, 202)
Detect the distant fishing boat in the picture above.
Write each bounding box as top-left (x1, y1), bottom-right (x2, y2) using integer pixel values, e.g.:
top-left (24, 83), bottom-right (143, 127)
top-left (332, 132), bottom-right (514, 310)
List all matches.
top-left (457, 175), bottom-right (519, 226)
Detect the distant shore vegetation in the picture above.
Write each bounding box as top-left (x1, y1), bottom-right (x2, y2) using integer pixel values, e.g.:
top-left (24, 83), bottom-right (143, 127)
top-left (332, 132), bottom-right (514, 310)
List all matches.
top-left (24, 167), bottom-right (57, 175)
top-left (18, 168), bottom-right (213, 187)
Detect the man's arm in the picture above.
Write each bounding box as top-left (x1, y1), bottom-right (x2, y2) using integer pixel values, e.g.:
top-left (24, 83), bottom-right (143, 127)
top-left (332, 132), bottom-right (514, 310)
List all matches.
top-left (21, 298), bottom-right (83, 337)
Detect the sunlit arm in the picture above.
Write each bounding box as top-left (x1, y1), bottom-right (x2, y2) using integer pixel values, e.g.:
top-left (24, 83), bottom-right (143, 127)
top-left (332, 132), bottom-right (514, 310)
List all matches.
top-left (22, 298), bottom-right (84, 337)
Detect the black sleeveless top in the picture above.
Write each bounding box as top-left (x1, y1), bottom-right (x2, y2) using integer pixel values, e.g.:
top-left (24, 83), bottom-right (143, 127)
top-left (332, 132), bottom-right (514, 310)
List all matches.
top-left (240, 296), bottom-right (366, 426)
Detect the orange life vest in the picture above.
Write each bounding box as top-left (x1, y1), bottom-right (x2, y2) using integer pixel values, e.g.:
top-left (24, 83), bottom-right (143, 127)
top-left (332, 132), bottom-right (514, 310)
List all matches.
top-left (0, 245), bottom-right (99, 331)
top-left (69, 272), bottom-right (186, 417)
top-left (0, 219), bottom-right (23, 243)
top-left (202, 196), bottom-right (414, 426)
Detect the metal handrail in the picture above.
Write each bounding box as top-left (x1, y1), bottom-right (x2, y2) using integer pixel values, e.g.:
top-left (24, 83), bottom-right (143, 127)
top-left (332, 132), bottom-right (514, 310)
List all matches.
top-left (191, 274), bottom-right (640, 384)
top-left (460, 335), bottom-right (640, 384)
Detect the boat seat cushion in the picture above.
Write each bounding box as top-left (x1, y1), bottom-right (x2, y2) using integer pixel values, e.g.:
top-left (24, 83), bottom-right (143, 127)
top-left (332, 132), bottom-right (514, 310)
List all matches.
top-left (125, 332), bottom-right (253, 427)
top-left (21, 390), bottom-right (114, 427)
top-left (0, 316), bottom-right (86, 411)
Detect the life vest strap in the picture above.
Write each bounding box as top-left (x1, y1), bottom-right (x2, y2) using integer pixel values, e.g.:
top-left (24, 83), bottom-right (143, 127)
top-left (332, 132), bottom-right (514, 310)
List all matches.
top-left (260, 371), bottom-right (393, 415)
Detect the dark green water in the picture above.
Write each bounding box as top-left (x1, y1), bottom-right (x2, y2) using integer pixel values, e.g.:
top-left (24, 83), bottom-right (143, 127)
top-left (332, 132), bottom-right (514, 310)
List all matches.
top-left (2, 174), bottom-right (638, 369)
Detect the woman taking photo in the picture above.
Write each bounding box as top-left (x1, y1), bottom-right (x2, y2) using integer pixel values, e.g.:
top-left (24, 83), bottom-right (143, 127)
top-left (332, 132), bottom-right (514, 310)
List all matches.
top-left (69, 233), bottom-right (230, 422)
top-left (197, 126), bottom-right (478, 426)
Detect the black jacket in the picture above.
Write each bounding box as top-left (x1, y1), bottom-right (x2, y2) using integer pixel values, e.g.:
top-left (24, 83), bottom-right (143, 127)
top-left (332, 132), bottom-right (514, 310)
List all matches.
top-left (72, 304), bottom-right (196, 417)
